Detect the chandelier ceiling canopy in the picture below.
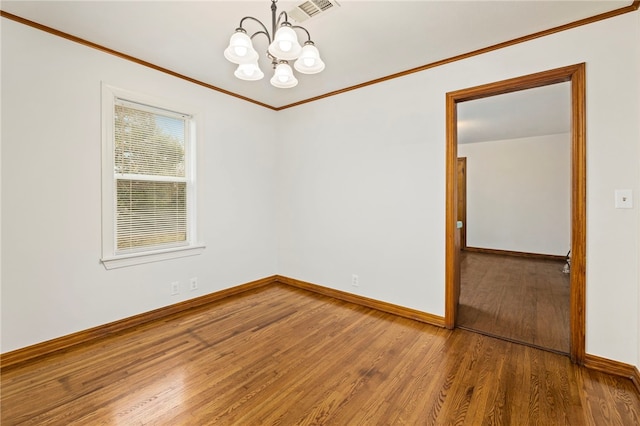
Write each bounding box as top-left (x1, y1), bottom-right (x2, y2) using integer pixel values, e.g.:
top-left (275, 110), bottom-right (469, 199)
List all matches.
top-left (223, 0), bottom-right (325, 89)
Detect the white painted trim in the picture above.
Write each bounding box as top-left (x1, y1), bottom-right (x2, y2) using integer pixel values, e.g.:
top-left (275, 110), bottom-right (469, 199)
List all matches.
top-left (101, 244), bottom-right (206, 270)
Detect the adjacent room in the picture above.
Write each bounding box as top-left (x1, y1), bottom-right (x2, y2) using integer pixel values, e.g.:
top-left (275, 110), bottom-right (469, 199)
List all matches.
top-left (456, 83), bottom-right (572, 354)
top-left (2, 1), bottom-right (639, 423)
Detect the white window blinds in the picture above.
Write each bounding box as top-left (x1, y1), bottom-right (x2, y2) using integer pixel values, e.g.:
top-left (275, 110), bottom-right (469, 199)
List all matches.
top-left (114, 100), bottom-right (190, 252)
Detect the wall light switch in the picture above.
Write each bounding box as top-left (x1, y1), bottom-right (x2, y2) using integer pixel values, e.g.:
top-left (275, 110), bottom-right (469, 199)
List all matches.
top-left (615, 189), bottom-right (633, 209)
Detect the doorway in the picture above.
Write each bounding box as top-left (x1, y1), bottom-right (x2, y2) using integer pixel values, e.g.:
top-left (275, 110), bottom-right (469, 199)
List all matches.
top-left (444, 64), bottom-right (586, 364)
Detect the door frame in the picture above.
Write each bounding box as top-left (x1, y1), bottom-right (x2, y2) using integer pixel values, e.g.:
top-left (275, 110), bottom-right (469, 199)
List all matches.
top-left (444, 63), bottom-right (586, 364)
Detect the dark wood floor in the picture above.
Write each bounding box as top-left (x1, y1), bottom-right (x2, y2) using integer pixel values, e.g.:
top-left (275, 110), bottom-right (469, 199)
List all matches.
top-left (458, 251), bottom-right (570, 353)
top-left (2, 284), bottom-right (638, 425)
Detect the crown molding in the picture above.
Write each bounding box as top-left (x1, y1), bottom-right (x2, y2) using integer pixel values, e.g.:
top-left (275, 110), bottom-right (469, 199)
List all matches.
top-left (2, 2), bottom-right (638, 111)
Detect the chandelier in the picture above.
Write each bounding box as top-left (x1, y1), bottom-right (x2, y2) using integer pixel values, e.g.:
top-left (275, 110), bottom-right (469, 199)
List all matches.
top-left (223, 0), bottom-right (325, 89)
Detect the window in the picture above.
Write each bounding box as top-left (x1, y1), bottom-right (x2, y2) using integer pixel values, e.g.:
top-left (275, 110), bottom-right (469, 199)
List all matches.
top-left (101, 85), bottom-right (204, 269)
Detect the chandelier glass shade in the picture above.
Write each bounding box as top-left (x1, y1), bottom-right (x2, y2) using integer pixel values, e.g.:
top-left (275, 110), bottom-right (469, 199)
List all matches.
top-left (224, 0), bottom-right (325, 88)
top-left (270, 62), bottom-right (298, 88)
top-left (234, 62), bottom-right (264, 81)
top-left (294, 43), bottom-right (325, 74)
top-left (223, 32), bottom-right (259, 64)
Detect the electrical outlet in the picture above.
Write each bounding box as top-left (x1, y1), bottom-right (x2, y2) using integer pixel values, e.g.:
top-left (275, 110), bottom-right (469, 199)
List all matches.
top-left (171, 281), bottom-right (180, 295)
top-left (190, 277), bottom-right (198, 291)
top-left (352, 274), bottom-right (359, 287)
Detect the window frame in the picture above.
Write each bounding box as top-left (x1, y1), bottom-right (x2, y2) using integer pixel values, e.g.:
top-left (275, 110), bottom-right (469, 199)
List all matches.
top-left (101, 84), bottom-right (204, 269)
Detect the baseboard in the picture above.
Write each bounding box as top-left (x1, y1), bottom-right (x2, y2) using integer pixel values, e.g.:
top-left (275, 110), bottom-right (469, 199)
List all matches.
top-left (584, 354), bottom-right (640, 394)
top-left (0, 275), bottom-right (278, 371)
top-left (275, 275), bottom-right (446, 328)
top-left (5, 273), bottom-right (637, 395)
top-left (1, 274), bottom-right (442, 370)
top-left (464, 246), bottom-right (566, 261)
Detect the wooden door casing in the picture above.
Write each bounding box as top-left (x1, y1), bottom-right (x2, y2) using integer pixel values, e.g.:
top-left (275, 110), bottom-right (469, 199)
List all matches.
top-left (445, 63), bottom-right (586, 365)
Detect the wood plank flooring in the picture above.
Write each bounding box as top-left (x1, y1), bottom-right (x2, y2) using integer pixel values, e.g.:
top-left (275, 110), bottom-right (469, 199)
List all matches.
top-left (2, 284), bottom-right (638, 425)
top-left (458, 251), bottom-right (570, 353)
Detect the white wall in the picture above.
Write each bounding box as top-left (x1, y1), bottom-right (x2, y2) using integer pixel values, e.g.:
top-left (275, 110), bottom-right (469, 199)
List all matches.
top-left (2, 11), bottom-right (640, 369)
top-left (277, 12), bottom-right (640, 366)
top-left (276, 87), bottom-right (446, 315)
top-left (1, 20), bottom-right (278, 353)
top-left (457, 133), bottom-right (571, 256)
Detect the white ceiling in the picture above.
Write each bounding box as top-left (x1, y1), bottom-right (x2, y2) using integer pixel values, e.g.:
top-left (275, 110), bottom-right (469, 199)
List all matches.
top-left (457, 82), bottom-right (571, 144)
top-left (1, 1), bottom-right (631, 140)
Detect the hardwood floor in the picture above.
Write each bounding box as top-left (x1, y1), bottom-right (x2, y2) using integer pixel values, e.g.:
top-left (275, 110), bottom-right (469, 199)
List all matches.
top-left (2, 284), bottom-right (638, 425)
top-left (458, 251), bottom-right (570, 353)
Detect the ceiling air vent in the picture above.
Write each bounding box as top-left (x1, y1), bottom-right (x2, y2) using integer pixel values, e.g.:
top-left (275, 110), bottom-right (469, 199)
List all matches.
top-left (287, 0), bottom-right (341, 23)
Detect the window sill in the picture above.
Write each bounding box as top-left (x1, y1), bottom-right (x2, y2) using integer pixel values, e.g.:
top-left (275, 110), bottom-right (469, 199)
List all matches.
top-left (101, 244), bottom-right (206, 270)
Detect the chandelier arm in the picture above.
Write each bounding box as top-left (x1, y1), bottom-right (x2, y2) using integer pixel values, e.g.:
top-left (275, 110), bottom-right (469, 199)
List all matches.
top-left (275, 11), bottom-right (290, 29)
top-left (266, 53), bottom-right (279, 68)
top-left (238, 16), bottom-right (272, 42)
top-left (290, 25), bottom-right (313, 43)
top-left (249, 30), bottom-right (272, 44)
